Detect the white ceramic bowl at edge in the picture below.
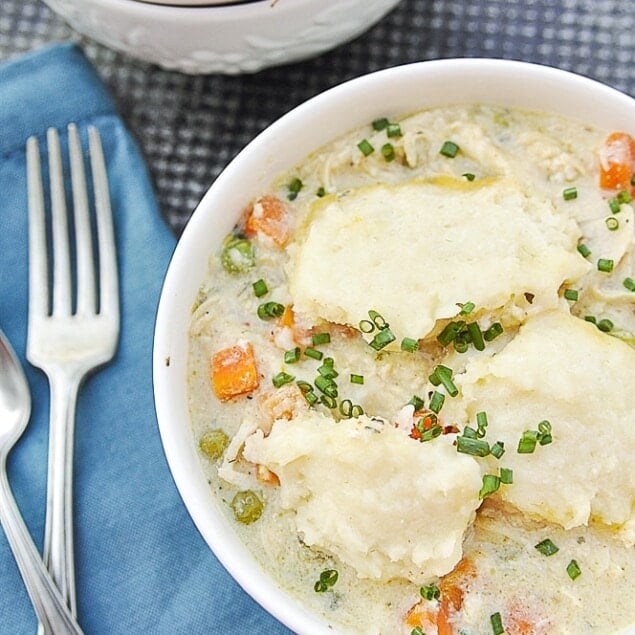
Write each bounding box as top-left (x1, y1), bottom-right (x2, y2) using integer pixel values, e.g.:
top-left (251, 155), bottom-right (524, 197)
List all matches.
top-left (42, 0), bottom-right (402, 74)
top-left (153, 59), bottom-right (635, 634)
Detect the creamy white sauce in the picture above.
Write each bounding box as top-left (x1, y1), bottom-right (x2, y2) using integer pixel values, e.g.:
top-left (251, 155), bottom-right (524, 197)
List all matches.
top-left (188, 105), bottom-right (635, 634)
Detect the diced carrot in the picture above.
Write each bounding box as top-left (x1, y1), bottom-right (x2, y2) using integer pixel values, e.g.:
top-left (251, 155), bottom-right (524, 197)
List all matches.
top-left (504, 599), bottom-right (551, 635)
top-left (404, 559), bottom-right (476, 635)
top-left (210, 342), bottom-right (260, 401)
top-left (244, 194), bottom-right (290, 247)
top-left (279, 304), bottom-right (295, 329)
top-left (598, 132), bottom-right (635, 192)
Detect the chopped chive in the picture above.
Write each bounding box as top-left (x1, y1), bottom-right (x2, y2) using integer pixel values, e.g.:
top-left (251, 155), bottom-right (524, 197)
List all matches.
top-left (453, 333), bottom-right (470, 353)
top-left (499, 467), bottom-right (513, 484)
top-left (535, 538), bottom-right (559, 556)
top-left (386, 123), bottom-right (402, 138)
top-left (605, 216), bottom-right (620, 231)
top-left (357, 139), bottom-right (374, 156)
top-left (577, 243), bottom-right (591, 258)
top-left (320, 394), bottom-right (337, 409)
top-left (296, 380), bottom-right (313, 393)
top-left (429, 364), bottom-right (453, 386)
top-left (517, 430), bottom-right (539, 454)
top-left (381, 143), bottom-right (395, 162)
top-left (252, 279), bottom-right (268, 297)
top-left (462, 172), bottom-right (476, 181)
top-left (609, 198), bottom-right (621, 214)
top-left (419, 424), bottom-right (442, 442)
top-left (490, 441), bottom-right (505, 459)
top-left (566, 559), bottom-right (582, 580)
top-left (479, 474), bottom-right (500, 499)
top-left (350, 373), bottom-right (364, 385)
top-left (457, 436), bottom-right (490, 457)
top-left (408, 395), bottom-right (425, 411)
top-left (597, 318), bottom-right (614, 333)
top-left (617, 189), bottom-right (632, 204)
top-left (369, 328), bottom-right (396, 351)
top-left (287, 178), bottom-right (303, 202)
top-left (312, 332), bottom-right (331, 346)
top-left (483, 322), bottom-right (503, 342)
top-left (372, 117), bottom-right (390, 131)
top-left (401, 337), bottom-right (419, 352)
top-left (411, 628), bottom-right (424, 635)
top-left (429, 391), bottom-right (445, 414)
top-left (257, 301), bottom-right (285, 320)
top-left (284, 347), bottom-right (301, 364)
top-left (314, 568), bottom-right (338, 592)
top-left (317, 365), bottom-right (338, 380)
top-left (597, 258), bottom-right (614, 273)
top-left (437, 320), bottom-right (466, 346)
top-left (462, 426), bottom-right (478, 439)
top-left (467, 322), bottom-right (485, 351)
top-left (459, 301), bottom-right (476, 315)
top-left (476, 411), bottom-right (488, 434)
top-left (358, 319), bottom-right (375, 333)
top-left (316, 186), bottom-right (326, 197)
top-left (368, 310), bottom-right (389, 330)
top-left (440, 140), bottom-right (460, 158)
top-left (490, 611), bottom-right (505, 635)
top-left (584, 315), bottom-right (597, 324)
top-left (304, 391), bottom-right (318, 406)
top-left (623, 277), bottom-right (635, 292)
top-left (564, 288), bottom-right (579, 301)
top-left (304, 347), bottom-right (324, 360)
top-left (562, 186), bottom-right (578, 200)
top-left (315, 375), bottom-right (337, 398)
top-left (419, 584), bottom-right (440, 601)
top-left (272, 372), bottom-right (295, 388)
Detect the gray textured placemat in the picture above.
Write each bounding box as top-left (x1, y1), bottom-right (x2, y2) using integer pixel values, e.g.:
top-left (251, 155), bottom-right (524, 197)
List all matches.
top-left (1, 0), bottom-right (634, 234)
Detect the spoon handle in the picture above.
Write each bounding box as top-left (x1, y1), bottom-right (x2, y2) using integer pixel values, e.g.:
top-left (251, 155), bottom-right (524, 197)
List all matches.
top-left (0, 462), bottom-right (83, 635)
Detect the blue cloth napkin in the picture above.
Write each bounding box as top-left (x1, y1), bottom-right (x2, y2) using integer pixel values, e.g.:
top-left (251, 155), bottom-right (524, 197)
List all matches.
top-left (0, 43), bottom-right (291, 635)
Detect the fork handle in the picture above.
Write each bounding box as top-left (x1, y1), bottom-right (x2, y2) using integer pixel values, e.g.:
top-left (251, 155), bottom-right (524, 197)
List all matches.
top-left (40, 370), bottom-right (83, 629)
top-left (0, 458), bottom-right (84, 634)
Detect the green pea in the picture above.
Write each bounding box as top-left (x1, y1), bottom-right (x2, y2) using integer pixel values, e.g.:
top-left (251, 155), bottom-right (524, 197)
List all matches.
top-left (220, 235), bottom-right (255, 274)
top-left (230, 490), bottom-right (264, 524)
top-left (199, 429), bottom-right (229, 460)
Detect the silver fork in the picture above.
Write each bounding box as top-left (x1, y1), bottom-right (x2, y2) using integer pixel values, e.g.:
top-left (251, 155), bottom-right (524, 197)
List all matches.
top-left (26, 124), bottom-right (120, 623)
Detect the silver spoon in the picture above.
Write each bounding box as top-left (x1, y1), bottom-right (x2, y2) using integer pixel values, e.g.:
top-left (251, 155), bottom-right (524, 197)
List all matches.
top-left (0, 327), bottom-right (83, 634)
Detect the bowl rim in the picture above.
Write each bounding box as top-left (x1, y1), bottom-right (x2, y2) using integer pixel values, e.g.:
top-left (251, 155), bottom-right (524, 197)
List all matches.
top-left (153, 58), bottom-right (635, 635)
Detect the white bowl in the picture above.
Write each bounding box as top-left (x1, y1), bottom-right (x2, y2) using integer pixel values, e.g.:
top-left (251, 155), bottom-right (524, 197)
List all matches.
top-left (42, 0), bottom-right (402, 74)
top-left (153, 59), bottom-right (635, 634)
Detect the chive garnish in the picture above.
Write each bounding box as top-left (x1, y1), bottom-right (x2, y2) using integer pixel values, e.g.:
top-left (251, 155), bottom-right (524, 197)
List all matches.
top-left (617, 189), bottom-right (632, 204)
top-left (411, 628), bottom-right (424, 635)
top-left (577, 243), bottom-right (591, 258)
top-left (304, 347), bottom-right (323, 360)
top-left (273, 372), bottom-right (295, 388)
top-left (320, 395), bottom-right (337, 409)
top-left (257, 301), bottom-right (285, 320)
top-left (381, 143), bottom-right (395, 162)
top-left (440, 140), bottom-right (460, 158)
top-left (517, 430), bottom-right (539, 454)
top-left (429, 391), bottom-right (445, 414)
top-left (467, 322), bottom-right (485, 351)
top-left (562, 186), bottom-right (578, 200)
top-left (315, 375), bottom-right (337, 398)
top-left (408, 395), bottom-right (425, 411)
top-left (457, 436), bottom-right (490, 457)
top-left (419, 584), bottom-right (441, 601)
top-left (252, 279), bottom-right (268, 297)
top-left (371, 117), bottom-right (389, 131)
top-left (357, 139), bottom-right (374, 156)
top-left (386, 123), bottom-right (402, 138)
top-left (401, 337), bottom-right (419, 352)
top-left (499, 467), bottom-right (513, 484)
top-left (597, 258), bottom-right (614, 273)
top-left (463, 172), bottom-right (476, 181)
top-left (609, 198), bottom-right (621, 214)
top-left (606, 216), bottom-right (619, 231)
top-left (564, 288), bottom-right (579, 301)
top-left (311, 332), bottom-right (331, 346)
top-left (623, 277), bottom-right (635, 292)
top-left (350, 373), bottom-right (364, 385)
top-left (284, 347), bottom-right (301, 364)
top-left (566, 559), bottom-right (582, 580)
top-left (490, 441), bottom-right (505, 459)
top-left (316, 186), bottom-right (326, 197)
top-left (437, 320), bottom-right (466, 346)
top-left (314, 569), bottom-right (338, 592)
top-left (479, 474), bottom-right (500, 499)
top-left (535, 538), bottom-right (559, 556)
top-left (459, 301), bottom-right (475, 315)
top-left (490, 611), bottom-right (505, 635)
top-left (597, 318), bottom-right (614, 333)
top-left (369, 328), bottom-right (396, 351)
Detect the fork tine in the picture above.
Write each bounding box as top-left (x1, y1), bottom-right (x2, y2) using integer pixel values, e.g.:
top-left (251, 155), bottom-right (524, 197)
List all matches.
top-left (68, 124), bottom-right (96, 316)
top-left (47, 128), bottom-right (72, 317)
top-left (26, 136), bottom-right (49, 319)
top-left (88, 126), bottom-right (119, 318)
